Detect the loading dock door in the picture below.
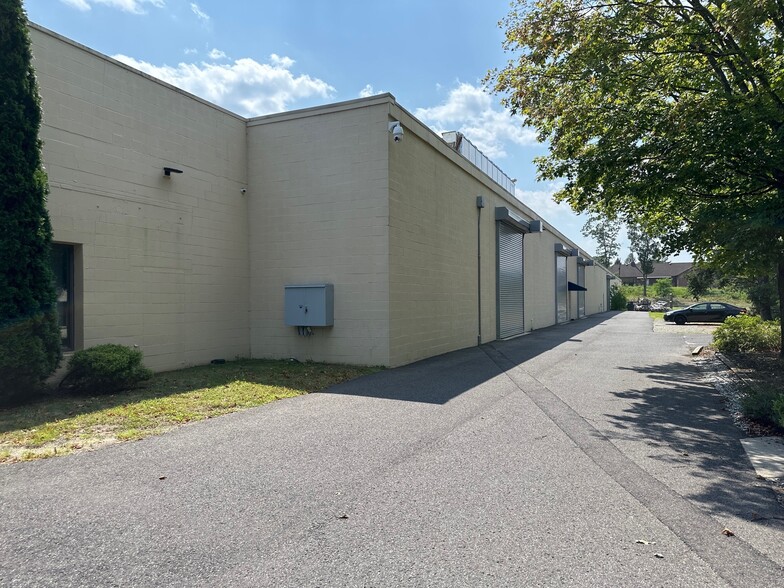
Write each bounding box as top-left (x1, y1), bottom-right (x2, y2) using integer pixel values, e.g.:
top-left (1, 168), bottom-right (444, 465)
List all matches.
top-left (556, 254), bottom-right (568, 323)
top-left (497, 222), bottom-right (525, 338)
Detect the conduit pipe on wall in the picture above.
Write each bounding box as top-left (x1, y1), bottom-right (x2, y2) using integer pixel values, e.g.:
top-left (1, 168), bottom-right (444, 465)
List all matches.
top-left (476, 195), bottom-right (485, 346)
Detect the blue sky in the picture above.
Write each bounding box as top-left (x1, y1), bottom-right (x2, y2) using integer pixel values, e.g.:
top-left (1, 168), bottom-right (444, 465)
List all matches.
top-left (25, 0), bottom-right (688, 262)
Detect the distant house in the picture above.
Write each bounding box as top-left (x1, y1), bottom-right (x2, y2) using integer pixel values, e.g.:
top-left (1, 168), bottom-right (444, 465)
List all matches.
top-left (610, 261), bottom-right (693, 287)
top-left (648, 262), bottom-right (694, 287)
top-left (609, 261), bottom-right (643, 285)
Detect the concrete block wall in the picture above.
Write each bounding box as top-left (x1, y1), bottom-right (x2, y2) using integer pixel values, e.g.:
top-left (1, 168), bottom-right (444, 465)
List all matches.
top-left (32, 23), bottom-right (618, 370)
top-left (246, 99), bottom-right (391, 366)
top-left (387, 107), bottom-right (486, 366)
top-left (585, 264), bottom-right (610, 315)
top-left (32, 26), bottom-right (250, 371)
top-left (386, 102), bottom-right (613, 364)
top-left (523, 231), bottom-right (562, 330)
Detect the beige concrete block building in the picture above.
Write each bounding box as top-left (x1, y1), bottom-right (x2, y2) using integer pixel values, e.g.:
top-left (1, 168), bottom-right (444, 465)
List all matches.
top-left (32, 23), bottom-right (619, 371)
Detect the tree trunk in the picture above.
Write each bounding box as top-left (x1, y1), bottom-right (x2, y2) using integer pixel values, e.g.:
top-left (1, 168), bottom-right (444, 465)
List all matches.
top-left (758, 275), bottom-right (773, 320)
top-left (643, 276), bottom-right (648, 297)
top-left (778, 257), bottom-right (784, 358)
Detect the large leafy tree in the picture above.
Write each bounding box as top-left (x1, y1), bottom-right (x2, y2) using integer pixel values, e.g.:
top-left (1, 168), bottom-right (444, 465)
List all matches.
top-left (490, 0), bottom-right (784, 354)
top-left (686, 266), bottom-right (717, 301)
top-left (581, 212), bottom-right (621, 267)
top-left (0, 1), bottom-right (61, 403)
top-left (726, 272), bottom-right (778, 319)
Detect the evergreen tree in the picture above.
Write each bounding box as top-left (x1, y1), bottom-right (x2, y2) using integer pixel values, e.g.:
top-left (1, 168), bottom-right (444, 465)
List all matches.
top-left (0, 2), bottom-right (61, 403)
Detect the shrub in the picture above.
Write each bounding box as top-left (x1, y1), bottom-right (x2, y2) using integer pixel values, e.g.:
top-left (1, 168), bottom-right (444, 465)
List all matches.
top-left (61, 344), bottom-right (152, 395)
top-left (620, 284), bottom-right (643, 300)
top-left (712, 315), bottom-right (781, 353)
top-left (610, 285), bottom-right (628, 310)
top-left (651, 278), bottom-right (674, 298)
top-left (741, 387), bottom-right (784, 427)
top-left (773, 395), bottom-right (784, 429)
top-left (0, 313), bottom-right (62, 406)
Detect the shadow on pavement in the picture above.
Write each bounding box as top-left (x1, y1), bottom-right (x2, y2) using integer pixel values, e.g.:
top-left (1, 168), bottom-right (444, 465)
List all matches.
top-left (324, 313), bottom-right (621, 404)
top-left (607, 362), bottom-right (784, 527)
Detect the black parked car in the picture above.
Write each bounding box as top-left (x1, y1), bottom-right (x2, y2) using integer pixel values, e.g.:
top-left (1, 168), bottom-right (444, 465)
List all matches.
top-left (663, 302), bottom-right (746, 325)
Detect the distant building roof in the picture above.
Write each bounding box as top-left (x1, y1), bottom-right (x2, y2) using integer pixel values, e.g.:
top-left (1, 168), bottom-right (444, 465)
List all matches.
top-left (648, 262), bottom-right (694, 278)
top-left (610, 261), bottom-right (693, 280)
top-left (610, 262), bottom-right (643, 279)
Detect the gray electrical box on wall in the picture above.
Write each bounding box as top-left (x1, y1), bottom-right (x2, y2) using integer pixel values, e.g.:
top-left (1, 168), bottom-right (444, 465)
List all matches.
top-left (284, 284), bottom-right (334, 326)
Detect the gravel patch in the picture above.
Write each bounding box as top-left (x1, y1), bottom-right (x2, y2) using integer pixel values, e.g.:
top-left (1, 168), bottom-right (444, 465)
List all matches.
top-left (652, 319), bottom-right (719, 335)
top-left (694, 351), bottom-right (755, 434)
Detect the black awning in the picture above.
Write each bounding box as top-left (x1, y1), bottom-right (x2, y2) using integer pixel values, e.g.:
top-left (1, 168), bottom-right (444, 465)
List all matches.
top-left (568, 281), bottom-right (587, 291)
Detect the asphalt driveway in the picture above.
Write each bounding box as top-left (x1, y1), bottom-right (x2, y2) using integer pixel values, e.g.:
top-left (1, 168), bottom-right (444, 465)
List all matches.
top-left (1, 312), bottom-right (782, 587)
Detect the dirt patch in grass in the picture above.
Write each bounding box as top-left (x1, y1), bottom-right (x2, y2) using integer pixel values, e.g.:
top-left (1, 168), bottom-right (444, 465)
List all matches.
top-left (0, 359), bottom-right (380, 464)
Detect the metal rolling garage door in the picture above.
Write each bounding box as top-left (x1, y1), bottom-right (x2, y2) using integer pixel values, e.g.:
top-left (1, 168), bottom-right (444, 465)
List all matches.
top-left (497, 222), bottom-right (525, 338)
top-left (556, 254), bottom-right (568, 323)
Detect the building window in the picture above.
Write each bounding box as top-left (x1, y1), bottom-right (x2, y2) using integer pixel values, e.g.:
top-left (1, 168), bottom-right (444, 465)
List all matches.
top-left (50, 244), bottom-right (74, 350)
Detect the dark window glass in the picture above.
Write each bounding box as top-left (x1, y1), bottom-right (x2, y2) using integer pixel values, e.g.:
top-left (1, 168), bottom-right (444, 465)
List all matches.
top-left (50, 244), bottom-right (74, 350)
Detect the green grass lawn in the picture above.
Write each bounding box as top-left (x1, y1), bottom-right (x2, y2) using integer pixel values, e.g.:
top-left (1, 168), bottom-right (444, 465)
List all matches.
top-left (622, 285), bottom-right (749, 309)
top-left (0, 359), bottom-right (379, 464)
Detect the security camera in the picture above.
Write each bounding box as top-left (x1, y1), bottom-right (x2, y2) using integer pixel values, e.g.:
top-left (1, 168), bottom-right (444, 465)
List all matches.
top-left (389, 121), bottom-right (404, 142)
top-left (240, 188), bottom-right (247, 194)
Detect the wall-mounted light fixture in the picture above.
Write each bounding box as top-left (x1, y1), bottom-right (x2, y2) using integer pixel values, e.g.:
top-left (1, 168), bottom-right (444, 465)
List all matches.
top-left (389, 121), bottom-right (404, 142)
top-left (163, 167), bottom-right (183, 177)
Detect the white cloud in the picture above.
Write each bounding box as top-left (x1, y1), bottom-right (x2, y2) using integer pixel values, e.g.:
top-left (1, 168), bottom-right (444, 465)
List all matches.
top-left (112, 54), bottom-right (335, 117)
top-left (515, 182), bottom-right (574, 219)
top-left (60, 0), bottom-right (165, 14)
top-left (208, 48), bottom-right (227, 60)
top-left (190, 2), bottom-right (209, 23)
top-left (515, 182), bottom-right (603, 256)
top-left (358, 84), bottom-right (386, 98)
top-left (61, 0), bottom-right (91, 10)
top-left (184, 48), bottom-right (198, 55)
top-left (269, 54), bottom-right (295, 68)
top-left (415, 83), bottom-right (537, 159)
